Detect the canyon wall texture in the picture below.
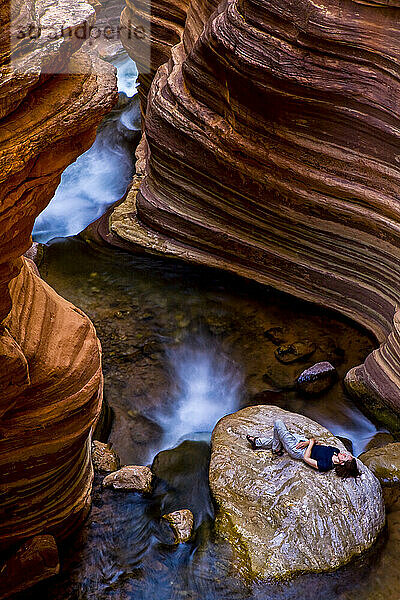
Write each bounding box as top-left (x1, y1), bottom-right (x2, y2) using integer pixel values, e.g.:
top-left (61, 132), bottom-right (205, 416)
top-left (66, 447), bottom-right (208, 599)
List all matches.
top-left (0, 0), bottom-right (116, 551)
top-left (116, 0), bottom-right (400, 428)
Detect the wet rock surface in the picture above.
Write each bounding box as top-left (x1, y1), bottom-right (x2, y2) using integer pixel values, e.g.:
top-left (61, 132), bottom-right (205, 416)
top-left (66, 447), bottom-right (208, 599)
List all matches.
top-left (151, 441), bottom-right (215, 528)
top-left (162, 509), bottom-right (194, 543)
top-left (364, 432), bottom-right (395, 452)
top-left (359, 443), bottom-right (400, 486)
top-left (91, 441), bottom-right (120, 473)
top-left (274, 341), bottom-right (316, 364)
top-left (209, 406), bottom-right (385, 581)
top-left (359, 443), bottom-right (400, 509)
top-left (297, 361), bottom-right (337, 395)
top-left (0, 535), bottom-right (59, 599)
top-left (103, 465), bottom-right (153, 492)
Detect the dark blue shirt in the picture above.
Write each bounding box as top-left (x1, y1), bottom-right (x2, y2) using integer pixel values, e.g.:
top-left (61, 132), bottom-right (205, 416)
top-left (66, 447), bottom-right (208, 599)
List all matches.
top-left (310, 444), bottom-right (340, 472)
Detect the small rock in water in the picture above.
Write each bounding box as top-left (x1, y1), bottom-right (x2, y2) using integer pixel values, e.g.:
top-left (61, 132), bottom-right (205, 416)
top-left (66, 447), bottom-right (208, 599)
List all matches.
top-left (102, 465), bottom-right (152, 492)
top-left (263, 327), bottom-right (286, 345)
top-left (0, 535), bottom-right (59, 599)
top-left (92, 441), bottom-right (120, 473)
top-left (275, 340), bottom-right (316, 364)
top-left (297, 361), bottom-right (337, 394)
top-left (162, 509), bottom-right (194, 543)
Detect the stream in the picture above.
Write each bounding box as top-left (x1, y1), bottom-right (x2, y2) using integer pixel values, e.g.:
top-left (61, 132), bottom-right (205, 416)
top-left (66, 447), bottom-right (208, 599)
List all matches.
top-left (24, 54), bottom-right (400, 600)
top-left (32, 54), bottom-right (140, 243)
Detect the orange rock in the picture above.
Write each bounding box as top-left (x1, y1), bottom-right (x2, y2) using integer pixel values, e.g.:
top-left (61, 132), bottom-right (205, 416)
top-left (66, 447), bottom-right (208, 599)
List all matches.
top-left (0, 0), bottom-right (117, 552)
top-left (0, 260), bottom-right (103, 549)
top-left (115, 0), bottom-right (400, 428)
top-left (0, 535), bottom-right (59, 600)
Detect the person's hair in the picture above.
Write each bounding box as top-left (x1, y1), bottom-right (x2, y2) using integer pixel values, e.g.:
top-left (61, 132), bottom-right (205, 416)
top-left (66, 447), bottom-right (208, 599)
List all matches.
top-left (334, 457), bottom-right (361, 479)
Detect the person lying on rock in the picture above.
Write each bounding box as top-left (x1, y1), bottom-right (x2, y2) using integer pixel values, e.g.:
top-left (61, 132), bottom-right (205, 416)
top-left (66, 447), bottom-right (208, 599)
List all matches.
top-left (246, 419), bottom-right (360, 479)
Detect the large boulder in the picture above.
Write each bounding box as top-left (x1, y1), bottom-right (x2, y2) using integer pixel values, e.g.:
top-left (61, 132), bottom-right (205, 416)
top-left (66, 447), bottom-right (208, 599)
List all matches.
top-left (359, 442), bottom-right (400, 510)
top-left (209, 406), bottom-right (385, 581)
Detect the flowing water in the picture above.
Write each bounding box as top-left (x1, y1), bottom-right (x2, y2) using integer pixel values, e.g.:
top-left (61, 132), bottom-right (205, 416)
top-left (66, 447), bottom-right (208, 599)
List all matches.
top-left (24, 53), bottom-right (400, 600)
top-left (17, 234), bottom-right (398, 600)
top-left (32, 54), bottom-right (140, 243)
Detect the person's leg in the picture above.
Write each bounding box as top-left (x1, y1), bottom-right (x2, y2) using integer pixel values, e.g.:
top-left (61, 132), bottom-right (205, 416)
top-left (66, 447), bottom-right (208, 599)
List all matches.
top-left (247, 434), bottom-right (273, 449)
top-left (273, 420), bottom-right (306, 459)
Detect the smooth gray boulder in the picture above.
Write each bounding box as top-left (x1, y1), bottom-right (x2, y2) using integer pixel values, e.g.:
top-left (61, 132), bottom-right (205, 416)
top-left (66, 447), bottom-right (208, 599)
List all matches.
top-left (209, 406), bottom-right (385, 581)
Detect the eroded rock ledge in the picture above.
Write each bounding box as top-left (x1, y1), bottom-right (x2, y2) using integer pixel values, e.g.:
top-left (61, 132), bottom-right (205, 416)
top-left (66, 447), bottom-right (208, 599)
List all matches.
top-left (209, 406), bottom-right (384, 581)
top-left (0, 0), bottom-right (116, 552)
top-left (116, 0), bottom-right (400, 427)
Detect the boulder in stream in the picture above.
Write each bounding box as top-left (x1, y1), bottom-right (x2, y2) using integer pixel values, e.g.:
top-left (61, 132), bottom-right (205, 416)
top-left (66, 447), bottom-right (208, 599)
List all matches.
top-left (297, 361), bottom-right (337, 395)
top-left (102, 465), bottom-right (152, 493)
top-left (162, 509), bottom-right (194, 543)
top-left (92, 441), bottom-right (120, 473)
top-left (209, 406), bottom-right (384, 581)
top-left (275, 340), bottom-right (316, 364)
top-left (359, 442), bottom-right (400, 509)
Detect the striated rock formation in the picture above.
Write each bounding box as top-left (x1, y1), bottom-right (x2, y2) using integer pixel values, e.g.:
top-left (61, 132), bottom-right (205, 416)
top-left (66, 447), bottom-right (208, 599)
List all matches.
top-left (115, 0), bottom-right (400, 427)
top-left (0, 260), bottom-right (104, 550)
top-left (0, 535), bottom-right (59, 599)
top-left (120, 0), bottom-right (188, 109)
top-left (209, 406), bottom-right (385, 581)
top-left (0, 0), bottom-right (116, 551)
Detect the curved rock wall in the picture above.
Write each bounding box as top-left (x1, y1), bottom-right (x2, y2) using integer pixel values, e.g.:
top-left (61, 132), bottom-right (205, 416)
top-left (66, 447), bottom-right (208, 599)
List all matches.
top-left (0, 260), bottom-right (103, 549)
top-left (120, 0), bottom-right (188, 109)
top-left (0, 0), bottom-right (116, 550)
top-left (116, 0), bottom-right (400, 428)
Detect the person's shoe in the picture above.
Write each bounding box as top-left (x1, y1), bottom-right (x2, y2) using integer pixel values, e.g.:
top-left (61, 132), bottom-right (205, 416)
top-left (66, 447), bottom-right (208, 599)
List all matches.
top-left (272, 448), bottom-right (284, 456)
top-left (246, 435), bottom-right (257, 449)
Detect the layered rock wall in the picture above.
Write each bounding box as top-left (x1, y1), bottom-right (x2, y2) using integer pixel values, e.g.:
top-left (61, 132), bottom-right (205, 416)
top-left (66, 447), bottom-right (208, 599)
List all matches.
top-left (0, 0), bottom-right (116, 550)
top-left (117, 0), bottom-right (400, 427)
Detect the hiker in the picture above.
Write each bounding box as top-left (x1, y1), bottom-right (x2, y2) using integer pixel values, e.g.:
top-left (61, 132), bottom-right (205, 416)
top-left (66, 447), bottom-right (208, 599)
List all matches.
top-left (247, 419), bottom-right (360, 478)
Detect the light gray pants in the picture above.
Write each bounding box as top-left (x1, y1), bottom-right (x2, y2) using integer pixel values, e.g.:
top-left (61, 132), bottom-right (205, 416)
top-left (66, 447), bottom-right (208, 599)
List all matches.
top-left (254, 419), bottom-right (307, 459)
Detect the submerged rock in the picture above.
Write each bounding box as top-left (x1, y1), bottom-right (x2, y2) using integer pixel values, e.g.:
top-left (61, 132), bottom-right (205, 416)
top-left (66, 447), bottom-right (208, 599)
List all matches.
top-left (297, 361), bottom-right (337, 395)
top-left (91, 441), bottom-right (120, 473)
top-left (162, 509), bottom-right (194, 543)
top-left (275, 341), bottom-right (316, 364)
top-left (209, 406), bottom-right (384, 581)
top-left (264, 327), bottom-right (287, 345)
top-left (359, 443), bottom-right (400, 509)
top-left (102, 465), bottom-right (152, 493)
top-left (0, 535), bottom-right (59, 599)
top-left (151, 441), bottom-right (214, 528)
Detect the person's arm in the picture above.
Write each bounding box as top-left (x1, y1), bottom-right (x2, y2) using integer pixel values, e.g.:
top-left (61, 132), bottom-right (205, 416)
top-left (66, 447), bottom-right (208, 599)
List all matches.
top-left (302, 438), bottom-right (318, 469)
